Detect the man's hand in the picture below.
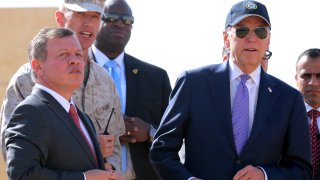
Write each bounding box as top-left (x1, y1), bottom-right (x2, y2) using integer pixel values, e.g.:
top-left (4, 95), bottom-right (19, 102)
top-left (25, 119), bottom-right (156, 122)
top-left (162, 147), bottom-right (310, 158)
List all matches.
top-left (105, 162), bottom-right (114, 171)
top-left (98, 134), bottom-right (115, 158)
top-left (119, 116), bottom-right (150, 144)
top-left (233, 165), bottom-right (265, 180)
top-left (84, 169), bottom-right (123, 180)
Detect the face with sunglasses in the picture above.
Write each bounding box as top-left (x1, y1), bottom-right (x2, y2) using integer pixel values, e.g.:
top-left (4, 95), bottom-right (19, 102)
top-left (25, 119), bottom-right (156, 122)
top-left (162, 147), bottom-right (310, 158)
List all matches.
top-left (95, 0), bottom-right (133, 57)
top-left (233, 26), bottom-right (268, 40)
top-left (224, 16), bottom-right (270, 74)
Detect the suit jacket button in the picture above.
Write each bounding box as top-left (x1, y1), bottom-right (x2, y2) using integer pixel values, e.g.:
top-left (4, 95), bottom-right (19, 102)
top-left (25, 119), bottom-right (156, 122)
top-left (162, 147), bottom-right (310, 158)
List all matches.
top-left (236, 160), bottom-right (241, 164)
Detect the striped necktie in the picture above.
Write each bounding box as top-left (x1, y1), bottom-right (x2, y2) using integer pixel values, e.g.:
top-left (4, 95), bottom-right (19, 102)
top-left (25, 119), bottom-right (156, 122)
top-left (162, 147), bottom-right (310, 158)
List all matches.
top-left (232, 74), bottom-right (250, 154)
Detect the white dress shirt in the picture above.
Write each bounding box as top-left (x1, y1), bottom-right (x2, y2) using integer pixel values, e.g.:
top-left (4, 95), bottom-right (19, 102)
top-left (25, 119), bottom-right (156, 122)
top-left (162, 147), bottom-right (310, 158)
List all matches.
top-left (229, 61), bottom-right (260, 135)
top-left (305, 103), bottom-right (320, 128)
top-left (229, 61), bottom-right (268, 180)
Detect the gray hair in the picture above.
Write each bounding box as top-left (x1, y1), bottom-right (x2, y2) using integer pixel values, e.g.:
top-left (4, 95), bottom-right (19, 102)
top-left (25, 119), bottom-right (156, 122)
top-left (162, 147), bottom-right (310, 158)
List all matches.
top-left (28, 27), bottom-right (75, 80)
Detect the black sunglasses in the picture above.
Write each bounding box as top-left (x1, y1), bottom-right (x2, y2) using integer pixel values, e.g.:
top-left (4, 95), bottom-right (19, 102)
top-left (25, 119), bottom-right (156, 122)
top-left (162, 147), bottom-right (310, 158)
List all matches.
top-left (264, 50), bottom-right (272, 60)
top-left (101, 13), bottom-right (134, 25)
top-left (234, 26), bottom-right (268, 39)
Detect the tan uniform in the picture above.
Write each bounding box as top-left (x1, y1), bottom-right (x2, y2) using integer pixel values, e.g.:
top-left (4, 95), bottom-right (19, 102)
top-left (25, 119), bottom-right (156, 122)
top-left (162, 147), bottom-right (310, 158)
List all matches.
top-left (0, 60), bottom-right (125, 171)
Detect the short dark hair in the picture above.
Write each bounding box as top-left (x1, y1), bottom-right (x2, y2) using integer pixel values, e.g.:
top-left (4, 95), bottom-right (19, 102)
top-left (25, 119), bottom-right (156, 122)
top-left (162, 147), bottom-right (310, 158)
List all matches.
top-left (28, 27), bottom-right (75, 80)
top-left (296, 48), bottom-right (320, 68)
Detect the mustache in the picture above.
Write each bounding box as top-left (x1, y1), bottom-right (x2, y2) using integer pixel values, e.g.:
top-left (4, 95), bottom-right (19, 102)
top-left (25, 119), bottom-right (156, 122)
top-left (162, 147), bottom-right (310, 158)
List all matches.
top-left (69, 67), bottom-right (83, 74)
top-left (305, 86), bottom-right (320, 91)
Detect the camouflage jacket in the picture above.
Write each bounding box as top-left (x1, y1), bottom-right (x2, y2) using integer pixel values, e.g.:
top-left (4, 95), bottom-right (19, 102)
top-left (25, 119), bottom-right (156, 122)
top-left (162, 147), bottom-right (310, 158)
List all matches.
top-left (0, 60), bottom-right (125, 171)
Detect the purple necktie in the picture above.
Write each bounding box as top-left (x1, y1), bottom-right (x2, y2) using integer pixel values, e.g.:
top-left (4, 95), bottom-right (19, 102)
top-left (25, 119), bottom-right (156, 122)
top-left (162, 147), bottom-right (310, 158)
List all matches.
top-left (232, 74), bottom-right (250, 154)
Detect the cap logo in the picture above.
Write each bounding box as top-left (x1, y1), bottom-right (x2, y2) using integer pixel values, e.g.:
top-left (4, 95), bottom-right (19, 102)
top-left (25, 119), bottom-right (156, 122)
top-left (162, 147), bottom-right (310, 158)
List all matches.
top-left (246, 2), bottom-right (257, 10)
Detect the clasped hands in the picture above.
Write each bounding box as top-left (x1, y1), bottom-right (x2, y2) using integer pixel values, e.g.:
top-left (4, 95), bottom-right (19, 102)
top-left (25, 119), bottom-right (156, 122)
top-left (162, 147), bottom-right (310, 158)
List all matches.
top-left (233, 165), bottom-right (265, 180)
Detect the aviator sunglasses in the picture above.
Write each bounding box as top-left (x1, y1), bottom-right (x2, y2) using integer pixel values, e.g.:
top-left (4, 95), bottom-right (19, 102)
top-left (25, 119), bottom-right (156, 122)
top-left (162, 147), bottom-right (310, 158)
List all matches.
top-left (264, 50), bottom-right (272, 60)
top-left (234, 26), bottom-right (268, 39)
top-left (101, 13), bottom-right (134, 25)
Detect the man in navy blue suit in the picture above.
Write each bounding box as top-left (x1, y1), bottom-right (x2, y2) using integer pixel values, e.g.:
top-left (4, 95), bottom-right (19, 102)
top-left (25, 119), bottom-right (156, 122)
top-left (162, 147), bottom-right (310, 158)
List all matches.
top-left (150, 1), bottom-right (312, 180)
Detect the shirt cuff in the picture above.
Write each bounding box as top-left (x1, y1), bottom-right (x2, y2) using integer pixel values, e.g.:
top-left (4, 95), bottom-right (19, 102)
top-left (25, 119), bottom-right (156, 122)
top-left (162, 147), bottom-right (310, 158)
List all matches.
top-left (83, 172), bottom-right (87, 180)
top-left (257, 166), bottom-right (268, 180)
top-left (187, 177), bottom-right (195, 180)
top-left (148, 125), bottom-right (157, 142)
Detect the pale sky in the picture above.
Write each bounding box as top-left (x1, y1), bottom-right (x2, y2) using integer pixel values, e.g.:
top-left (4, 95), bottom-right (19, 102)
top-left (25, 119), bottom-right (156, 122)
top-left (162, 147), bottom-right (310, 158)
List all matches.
top-left (1, 0), bottom-right (320, 88)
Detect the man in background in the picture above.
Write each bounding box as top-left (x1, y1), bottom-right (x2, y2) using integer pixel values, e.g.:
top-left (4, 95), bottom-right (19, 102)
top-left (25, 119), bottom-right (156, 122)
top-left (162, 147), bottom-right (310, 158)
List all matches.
top-left (295, 48), bottom-right (320, 180)
top-left (0, 0), bottom-right (125, 171)
top-left (91, 0), bottom-right (172, 179)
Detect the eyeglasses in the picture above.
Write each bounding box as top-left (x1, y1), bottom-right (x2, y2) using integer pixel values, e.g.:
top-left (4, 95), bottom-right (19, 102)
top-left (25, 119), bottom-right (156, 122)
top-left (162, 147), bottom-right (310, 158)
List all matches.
top-left (101, 13), bottom-right (134, 25)
top-left (234, 26), bottom-right (269, 39)
top-left (263, 50), bottom-right (272, 60)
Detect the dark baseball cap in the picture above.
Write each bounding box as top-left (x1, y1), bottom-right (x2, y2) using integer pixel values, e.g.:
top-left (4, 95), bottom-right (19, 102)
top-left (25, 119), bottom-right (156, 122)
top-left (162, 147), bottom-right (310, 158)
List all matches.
top-left (225, 1), bottom-right (271, 29)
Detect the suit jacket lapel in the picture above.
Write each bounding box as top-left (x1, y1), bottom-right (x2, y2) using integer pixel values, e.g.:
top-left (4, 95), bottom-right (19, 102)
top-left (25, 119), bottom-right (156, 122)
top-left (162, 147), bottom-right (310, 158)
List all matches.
top-left (124, 54), bottom-right (139, 115)
top-left (244, 70), bottom-right (280, 151)
top-left (206, 61), bottom-right (236, 151)
top-left (32, 88), bottom-right (99, 168)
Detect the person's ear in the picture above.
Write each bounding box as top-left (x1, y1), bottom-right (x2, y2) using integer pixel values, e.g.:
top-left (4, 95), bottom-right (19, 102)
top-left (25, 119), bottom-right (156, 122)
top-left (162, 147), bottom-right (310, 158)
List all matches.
top-left (31, 59), bottom-right (43, 76)
top-left (294, 72), bottom-right (298, 81)
top-left (55, 10), bottom-right (65, 27)
top-left (266, 32), bottom-right (271, 50)
top-left (223, 31), bottom-right (230, 48)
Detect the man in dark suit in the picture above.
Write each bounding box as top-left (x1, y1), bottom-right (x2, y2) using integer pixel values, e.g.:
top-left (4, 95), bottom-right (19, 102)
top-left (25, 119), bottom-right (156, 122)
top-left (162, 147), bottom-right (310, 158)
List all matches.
top-left (90, 0), bottom-right (172, 179)
top-left (4, 27), bottom-right (120, 180)
top-left (295, 48), bottom-right (320, 180)
top-left (0, 0), bottom-right (126, 172)
top-left (150, 1), bottom-right (312, 180)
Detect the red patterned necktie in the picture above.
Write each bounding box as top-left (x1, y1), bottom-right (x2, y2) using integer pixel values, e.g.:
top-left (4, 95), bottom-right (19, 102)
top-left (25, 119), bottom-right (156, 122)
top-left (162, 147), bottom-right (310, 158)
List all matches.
top-left (308, 109), bottom-right (320, 179)
top-left (69, 104), bottom-right (97, 164)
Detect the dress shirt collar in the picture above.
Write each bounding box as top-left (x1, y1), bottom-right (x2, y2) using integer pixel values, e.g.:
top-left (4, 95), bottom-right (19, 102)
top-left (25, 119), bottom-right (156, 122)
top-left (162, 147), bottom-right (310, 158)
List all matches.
top-left (229, 59), bottom-right (261, 85)
top-left (35, 83), bottom-right (74, 112)
top-left (305, 103), bottom-right (320, 129)
top-left (91, 45), bottom-right (125, 69)
top-left (305, 103), bottom-right (320, 112)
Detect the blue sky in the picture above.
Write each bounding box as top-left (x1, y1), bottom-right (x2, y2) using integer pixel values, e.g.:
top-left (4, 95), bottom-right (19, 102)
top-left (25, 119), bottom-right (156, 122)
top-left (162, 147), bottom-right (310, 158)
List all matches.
top-left (1, 0), bottom-right (320, 87)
